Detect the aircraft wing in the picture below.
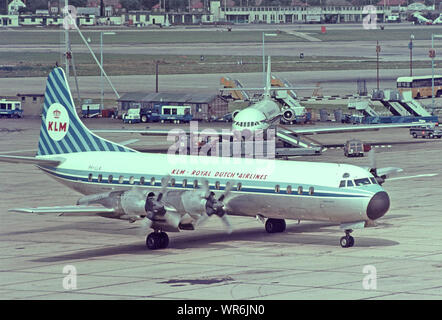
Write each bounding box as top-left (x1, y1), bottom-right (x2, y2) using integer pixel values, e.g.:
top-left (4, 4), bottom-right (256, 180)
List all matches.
top-left (0, 155), bottom-right (63, 166)
top-left (9, 205), bottom-right (115, 216)
top-left (285, 123), bottom-right (416, 135)
top-left (93, 123), bottom-right (415, 137)
top-left (92, 128), bottom-right (235, 137)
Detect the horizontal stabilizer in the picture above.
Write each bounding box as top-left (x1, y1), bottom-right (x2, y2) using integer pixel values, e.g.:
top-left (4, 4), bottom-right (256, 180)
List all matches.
top-left (0, 155), bottom-right (63, 167)
top-left (9, 205), bottom-right (115, 216)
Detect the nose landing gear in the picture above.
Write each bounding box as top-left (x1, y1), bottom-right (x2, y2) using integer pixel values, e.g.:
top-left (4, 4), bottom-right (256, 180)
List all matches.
top-left (340, 229), bottom-right (355, 248)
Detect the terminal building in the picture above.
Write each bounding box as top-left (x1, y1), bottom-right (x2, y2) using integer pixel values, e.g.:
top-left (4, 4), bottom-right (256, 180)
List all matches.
top-left (0, 0), bottom-right (438, 28)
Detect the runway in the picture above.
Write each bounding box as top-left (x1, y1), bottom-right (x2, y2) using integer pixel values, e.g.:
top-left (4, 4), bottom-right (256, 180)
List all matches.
top-left (1, 118), bottom-right (442, 299)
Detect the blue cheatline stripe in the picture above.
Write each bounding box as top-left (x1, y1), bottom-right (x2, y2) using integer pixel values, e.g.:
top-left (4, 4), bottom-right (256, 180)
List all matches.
top-left (42, 166), bottom-right (372, 199)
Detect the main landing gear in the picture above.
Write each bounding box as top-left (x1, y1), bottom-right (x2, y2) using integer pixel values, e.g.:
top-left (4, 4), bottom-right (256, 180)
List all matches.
top-left (265, 218), bottom-right (286, 233)
top-left (340, 229), bottom-right (355, 248)
top-left (146, 231), bottom-right (169, 250)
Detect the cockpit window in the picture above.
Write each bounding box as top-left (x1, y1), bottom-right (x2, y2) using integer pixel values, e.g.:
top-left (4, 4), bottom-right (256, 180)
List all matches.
top-left (354, 178), bottom-right (371, 186)
top-left (347, 180), bottom-right (354, 187)
top-left (370, 177), bottom-right (378, 185)
top-left (339, 180), bottom-right (346, 188)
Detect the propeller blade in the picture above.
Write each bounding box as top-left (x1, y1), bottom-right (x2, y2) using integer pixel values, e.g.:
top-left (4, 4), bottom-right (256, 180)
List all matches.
top-left (164, 211), bottom-right (181, 228)
top-left (218, 181), bottom-right (232, 202)
top-left (157, 175), bottom-right (171, 201)
top-left (201, 179), bottom-right (211, 198)
top-left (221, 215), bottom-right (233, 234)
top-left (136, 218), bottom-right (152, 236)
top-left (368, 149), bottom-right (376, 171)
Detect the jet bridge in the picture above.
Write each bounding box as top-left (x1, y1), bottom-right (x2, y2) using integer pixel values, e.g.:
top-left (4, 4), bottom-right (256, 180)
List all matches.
top-left (347, 99), bottom-right (379, 117)
top-left (220, 76), bottom-right (250, 101)
top-left (275, 124), bottom-right (323, 156)
top-left (399, 91), bottom-right (432, 117)
top-left (271, 75), bottom-right (307, 123)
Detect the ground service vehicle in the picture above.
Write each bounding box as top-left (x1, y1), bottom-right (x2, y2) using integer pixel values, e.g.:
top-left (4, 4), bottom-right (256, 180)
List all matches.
top-left (397, 75), bottom-right (442, 99)
top-left (410, 123), bottom-right (442, 139)
top-left (0, 99), bottom-right (23, 118)
top-left (123, 108), bottom-right (141, 124)
top-left (344, 139), bottom-right (365, 157)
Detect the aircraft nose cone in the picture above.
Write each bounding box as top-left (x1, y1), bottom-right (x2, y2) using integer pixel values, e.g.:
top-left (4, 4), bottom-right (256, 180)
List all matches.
top-left (367, 191), bottom-right (390, 220)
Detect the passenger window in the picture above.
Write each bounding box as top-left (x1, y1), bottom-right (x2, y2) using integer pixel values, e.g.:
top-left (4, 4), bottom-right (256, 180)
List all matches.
top-left (150, 177), bottom-right (155, 186)
top-left (298, 186), bottom-right (303, 195)
top-left (275, 185), bottom-right (280, 193)
top-left (129, 176), bottom-right (135, 185)
top-left (98, 174), bottom-right (102, 182)
top-left (182, 179), bottom-right (187, 187)
top-left (119, 175), bottom-right (124, 184)
top-left (237, 182), bottom-right (242, 191)
top-left (339, 180), bottom-right (346, 188)
top-left (88, 173), bottom-right (93, 182)
top-left (108, 175), bottom-right (113, 183)
top-left (347, 180), bottom-right (354, 187)
top-left (287, 185), bottom-right (292, 194)
top-left (171, 178), bottom-right (176, 187)
top-left (309, 186), bottom-right (314, 195)
top-left (193, 180), bottom-right (198, 188)
top-left (139, 177), bottom-right (145, 185)
top-left (215, 181), bottom-right (220, 190)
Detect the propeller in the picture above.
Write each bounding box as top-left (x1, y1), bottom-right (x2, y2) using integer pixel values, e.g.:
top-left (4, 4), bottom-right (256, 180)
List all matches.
top-left (368, 149), bottom-right (385, 185)
top-left (196, 181), bottom-right (233, 234)
top-left (143, 175), bottom-right (181, 229)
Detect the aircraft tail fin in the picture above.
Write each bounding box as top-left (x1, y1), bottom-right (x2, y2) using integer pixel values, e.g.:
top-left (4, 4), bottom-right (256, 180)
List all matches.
top-left (37, 68), bottom-right (135, 156)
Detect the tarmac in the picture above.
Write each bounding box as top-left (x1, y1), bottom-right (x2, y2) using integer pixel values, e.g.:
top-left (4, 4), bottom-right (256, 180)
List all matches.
top-left (1, 118), bottom-right (442, 300)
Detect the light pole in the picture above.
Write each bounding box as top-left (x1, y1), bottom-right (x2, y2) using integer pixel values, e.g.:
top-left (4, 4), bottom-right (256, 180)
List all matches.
top-left (262, 32), bottom-right (277, 86)
top-left (376, 41), bottom-right (381, 91)
top-left (409, 34), bottom-right (414, 76)
top-left (431, 34), bottom-right (442, 109)
top-left (100, 31), bottom-right (116, 110)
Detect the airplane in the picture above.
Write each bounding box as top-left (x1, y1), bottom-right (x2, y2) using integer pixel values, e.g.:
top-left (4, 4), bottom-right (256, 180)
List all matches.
top-left (229, 57), bottom-right (303, 132)
top-left (0, 67), bottom-right (401, 250)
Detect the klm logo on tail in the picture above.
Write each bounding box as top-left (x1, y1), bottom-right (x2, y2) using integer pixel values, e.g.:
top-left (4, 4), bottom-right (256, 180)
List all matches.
top-left (38, 68), bottom-right (135, 156)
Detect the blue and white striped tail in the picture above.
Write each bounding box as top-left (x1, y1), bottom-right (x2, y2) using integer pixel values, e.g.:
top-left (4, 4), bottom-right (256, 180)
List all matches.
top-left (37, 68), bottom-right (135, 156)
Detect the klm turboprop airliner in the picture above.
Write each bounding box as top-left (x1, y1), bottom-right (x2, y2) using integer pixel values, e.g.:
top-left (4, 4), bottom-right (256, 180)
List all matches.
top-left (0, 68), bottom-right (397, 250)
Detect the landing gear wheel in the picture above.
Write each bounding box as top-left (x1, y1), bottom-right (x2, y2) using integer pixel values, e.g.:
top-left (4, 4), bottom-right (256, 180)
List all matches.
top-left (265, 219), bottom-right (286, 233)
top-left (146, 232), bottom-right (169, 250)
top-left (340, 230), bottom-right (355, 248)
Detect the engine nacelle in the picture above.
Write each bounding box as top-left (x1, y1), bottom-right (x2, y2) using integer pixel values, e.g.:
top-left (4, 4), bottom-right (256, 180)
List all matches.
top-left (232, 109), bottom-right (240, 120)
top-left (77, 189), bottom-right (148, 217)
top-left (282, 108), bottom-right (295, 122)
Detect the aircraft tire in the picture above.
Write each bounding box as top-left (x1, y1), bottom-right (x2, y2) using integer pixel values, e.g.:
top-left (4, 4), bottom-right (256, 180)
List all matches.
top-left (146, 232), bottom-right (169, 250)
top-left (265, 219), bottom-right (286, 233)
top-left (340, 235), bottom-right (354, 248)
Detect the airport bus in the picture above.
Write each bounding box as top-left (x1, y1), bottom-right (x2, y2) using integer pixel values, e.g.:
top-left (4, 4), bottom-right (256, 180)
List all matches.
top-left (397, 75), bottom-right (442, 99)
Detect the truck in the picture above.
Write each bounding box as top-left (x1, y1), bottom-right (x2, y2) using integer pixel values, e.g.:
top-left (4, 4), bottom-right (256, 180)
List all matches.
top-left (123, 108), bottom-right (141, 124)
top-left (139, 105), bottom-right (192, 124)
top-left (0, 99), bottom-right (23, 118)
top-left (410, 123), bottom-right (442, 139)
top-left (386, 15), bottom-right (400, 23)
top-left (344, 139), bottom-right (365, 157)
